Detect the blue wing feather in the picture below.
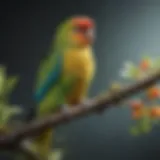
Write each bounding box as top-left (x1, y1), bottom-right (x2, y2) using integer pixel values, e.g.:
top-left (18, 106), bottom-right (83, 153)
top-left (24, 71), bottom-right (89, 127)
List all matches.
top-left (34, 55), bottom-right (63, 103)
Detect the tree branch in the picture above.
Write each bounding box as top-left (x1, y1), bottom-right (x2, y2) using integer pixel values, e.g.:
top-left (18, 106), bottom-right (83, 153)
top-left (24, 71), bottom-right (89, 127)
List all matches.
top-left (0, 69), bottom-right (160, 149)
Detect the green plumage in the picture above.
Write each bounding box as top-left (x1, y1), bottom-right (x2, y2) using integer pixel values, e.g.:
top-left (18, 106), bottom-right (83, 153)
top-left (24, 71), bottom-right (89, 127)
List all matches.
top-left (33, 18), bottom-right (77, 159)
top-left (34, 19), bottom-right (76, 116)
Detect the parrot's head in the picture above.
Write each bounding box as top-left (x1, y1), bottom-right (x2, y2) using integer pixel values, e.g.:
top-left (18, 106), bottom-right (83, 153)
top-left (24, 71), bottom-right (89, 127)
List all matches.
top-left (69, 16), bottom-right (95, 47)
top-left (54, 16), bottom-right (95, 49)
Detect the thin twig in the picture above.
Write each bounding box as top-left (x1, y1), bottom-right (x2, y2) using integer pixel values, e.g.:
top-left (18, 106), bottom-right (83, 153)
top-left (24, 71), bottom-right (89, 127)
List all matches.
top-left (0, 69), bottom-right (160, 149)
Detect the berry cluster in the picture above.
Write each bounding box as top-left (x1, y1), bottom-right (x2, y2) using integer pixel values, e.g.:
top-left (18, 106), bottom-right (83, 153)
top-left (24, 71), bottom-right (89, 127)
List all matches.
top-left (114, 56), bottom-right (160, 135)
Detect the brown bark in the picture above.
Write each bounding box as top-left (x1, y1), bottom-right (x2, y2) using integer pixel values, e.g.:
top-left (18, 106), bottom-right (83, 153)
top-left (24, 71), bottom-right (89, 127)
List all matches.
top-left (0, 69), bottom-right (160, 150)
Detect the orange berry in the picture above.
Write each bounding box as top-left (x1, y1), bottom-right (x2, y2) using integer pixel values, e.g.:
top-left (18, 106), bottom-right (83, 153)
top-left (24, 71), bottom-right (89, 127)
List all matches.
top-left (140, 59), bottom-right (150, 71)
top-left (130, 100), bottom-right (143, 110)
top-left (150, 107), bottom-right (160, 118)
top-left (147, 87), bottom-right (160, 99)
top-left (132, 109), bottom-right (143, 120)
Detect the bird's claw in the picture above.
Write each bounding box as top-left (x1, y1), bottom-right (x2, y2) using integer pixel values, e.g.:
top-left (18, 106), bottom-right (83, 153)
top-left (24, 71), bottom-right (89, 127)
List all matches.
top-left (62, 104), bottom-right (71, 114)
top-left (61, 104), bottom-right (72, 121)
top-left (80, 99), bottom-right (94, 109)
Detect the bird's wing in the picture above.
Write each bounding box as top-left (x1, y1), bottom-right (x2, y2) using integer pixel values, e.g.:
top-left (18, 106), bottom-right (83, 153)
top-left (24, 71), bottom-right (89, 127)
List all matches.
top-left (34, 52), bottom-right (63, 103)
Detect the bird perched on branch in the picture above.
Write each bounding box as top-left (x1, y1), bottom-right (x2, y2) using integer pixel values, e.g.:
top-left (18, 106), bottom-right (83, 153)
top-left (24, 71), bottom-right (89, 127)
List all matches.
top-left (33, 15), bottom-right (96, 159)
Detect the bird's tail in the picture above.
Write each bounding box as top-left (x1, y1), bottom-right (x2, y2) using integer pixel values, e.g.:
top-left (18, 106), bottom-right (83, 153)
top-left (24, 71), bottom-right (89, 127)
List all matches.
top-left (34, 127), bottom-right (53, 159)
top-left (33, 97), bottom-right (57, 159)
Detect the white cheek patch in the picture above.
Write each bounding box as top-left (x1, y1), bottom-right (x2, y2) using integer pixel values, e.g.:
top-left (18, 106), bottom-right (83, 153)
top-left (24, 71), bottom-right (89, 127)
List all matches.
top-left (86, 28), bottom-right (95, 39)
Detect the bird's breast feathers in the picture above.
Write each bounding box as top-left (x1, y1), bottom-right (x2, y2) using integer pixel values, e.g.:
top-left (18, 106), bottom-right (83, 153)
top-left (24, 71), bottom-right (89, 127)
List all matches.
top-left (63, 47), bottom-right (96, 80)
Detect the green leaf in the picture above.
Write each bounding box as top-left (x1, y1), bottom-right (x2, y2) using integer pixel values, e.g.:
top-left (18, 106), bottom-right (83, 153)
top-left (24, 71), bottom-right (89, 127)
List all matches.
top-left (49, 149), bottom-right (64, 160)
top-left (119, 61), bottom-right (134, 79)
top-left (5, 76), bottom-right (19, 95)
top-left (129, 66), bottom-right (140, 79)
top-left (139, 116), bottom-right (152, 134)
top-left (122, 61), bottom-right (140, 80)
top-left (141, 123), bottom-right (152, 133)
top-left (141, 56), bottom-right (151, 61)
top-left (153, 58), bottom-right (160, 69)
top-left (129, 126), bottom-right (141, 136)
top-left (0, 104), bottom-right (22, 126)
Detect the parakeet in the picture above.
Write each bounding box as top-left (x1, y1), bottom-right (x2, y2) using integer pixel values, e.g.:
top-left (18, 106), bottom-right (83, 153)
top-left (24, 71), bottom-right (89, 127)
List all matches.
top-left (33, 15), bottom-right (96, 159)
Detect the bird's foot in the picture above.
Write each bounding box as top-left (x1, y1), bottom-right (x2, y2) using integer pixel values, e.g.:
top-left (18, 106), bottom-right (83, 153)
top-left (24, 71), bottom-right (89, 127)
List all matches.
top-left (80, 99), bottom-right (92, 107)
top-left (78, 99), bottom-right (95, 111)
top-left (61, 104), bottom-right (71, 115)
top-left (61, 104), bottom-right (73, 122)
top-left (81, 99), bottom-right (105, 114)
